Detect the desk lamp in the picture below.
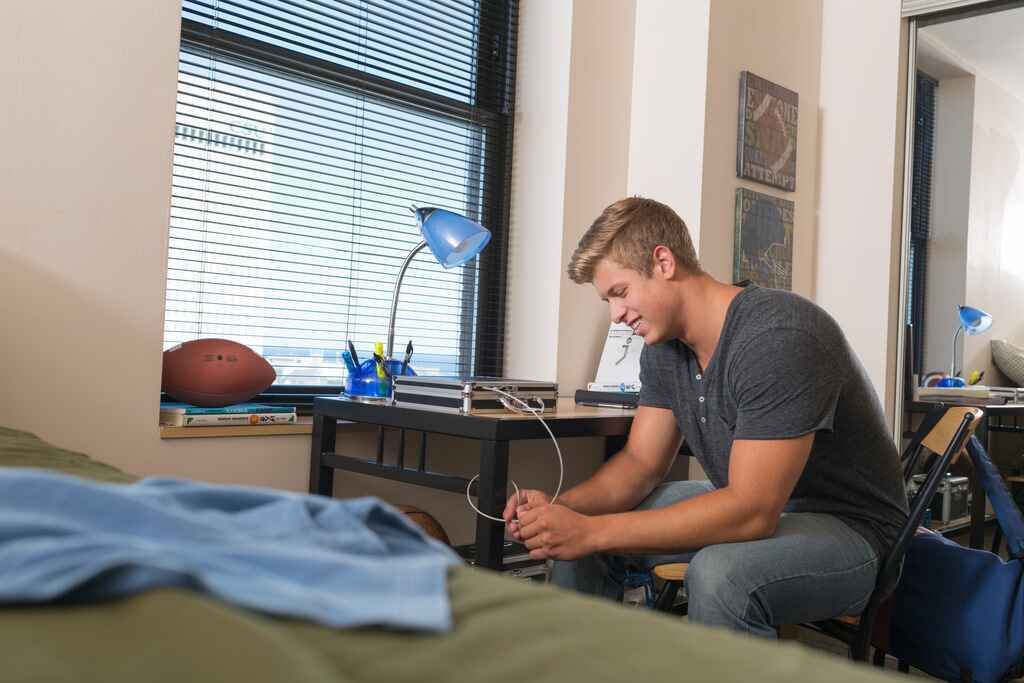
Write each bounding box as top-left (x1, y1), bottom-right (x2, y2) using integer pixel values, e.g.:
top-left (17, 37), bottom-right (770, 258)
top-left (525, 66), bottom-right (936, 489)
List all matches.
top-left (939, 305), bottom-right (993, 388)
top-left (386, 206), bottom-right (491, 362)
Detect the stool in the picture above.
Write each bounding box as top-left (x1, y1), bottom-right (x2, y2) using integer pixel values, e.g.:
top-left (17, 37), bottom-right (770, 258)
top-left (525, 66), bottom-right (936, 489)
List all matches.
top-left (652, 563), bottom-right (688, 613)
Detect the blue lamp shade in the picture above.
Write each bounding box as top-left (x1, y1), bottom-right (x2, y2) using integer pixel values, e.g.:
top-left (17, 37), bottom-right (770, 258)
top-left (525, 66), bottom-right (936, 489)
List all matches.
top-left (416, 208), bottom-right (491, 268)
top-left (959, 305), bottom-right (993, 335)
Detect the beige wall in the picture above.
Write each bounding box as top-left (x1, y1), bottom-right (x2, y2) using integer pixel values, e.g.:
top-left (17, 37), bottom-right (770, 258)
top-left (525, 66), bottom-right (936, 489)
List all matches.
top-left (626, 0), bottom-right (710, 249)
top-left (924, 75), bottom-right (974, 375)
top-left (0, 0), bottom-right (913, 542)
top-left (0, 0), bottom-right (308, 492)
top-left (504, 0), bottom-right (574, 383)
top-left (555, 0), bottom-right (638, 395)
top-left (816, 0), bottom-right (905, 406)
top-left (699, 0), bottom-right (822, 298)
top-left (963, 72), bottom-right (1024, 383)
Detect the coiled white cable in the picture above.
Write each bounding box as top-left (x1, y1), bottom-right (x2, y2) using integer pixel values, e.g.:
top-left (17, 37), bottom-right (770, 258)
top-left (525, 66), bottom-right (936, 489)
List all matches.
top-left (465, 387), bottom-right (564, 524)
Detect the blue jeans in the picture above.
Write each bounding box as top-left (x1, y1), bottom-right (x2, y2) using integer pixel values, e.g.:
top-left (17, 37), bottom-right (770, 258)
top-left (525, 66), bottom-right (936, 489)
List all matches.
top-left (550, 480), bottom-right (879, 638)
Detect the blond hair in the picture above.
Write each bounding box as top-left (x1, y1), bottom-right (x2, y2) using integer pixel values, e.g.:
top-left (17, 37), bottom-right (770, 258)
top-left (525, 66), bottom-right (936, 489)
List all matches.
top-left (567, 197), bottom-right (700, 284)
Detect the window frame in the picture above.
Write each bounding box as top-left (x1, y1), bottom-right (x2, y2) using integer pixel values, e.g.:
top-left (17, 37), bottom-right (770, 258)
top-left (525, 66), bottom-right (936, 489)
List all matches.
top-left (167, 2), bottom-right (519, 410)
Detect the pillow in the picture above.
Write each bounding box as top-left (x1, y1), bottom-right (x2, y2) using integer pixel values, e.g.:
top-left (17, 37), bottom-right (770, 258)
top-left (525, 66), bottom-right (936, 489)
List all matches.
top-left (992, 339), bottom-right (1024, 387)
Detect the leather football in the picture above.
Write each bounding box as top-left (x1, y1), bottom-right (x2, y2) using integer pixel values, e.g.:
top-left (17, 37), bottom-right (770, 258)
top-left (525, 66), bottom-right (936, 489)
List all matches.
top-left (394, 504), bottom-right (451, 546)
top-left (161, 338), bottom-right (276, 407)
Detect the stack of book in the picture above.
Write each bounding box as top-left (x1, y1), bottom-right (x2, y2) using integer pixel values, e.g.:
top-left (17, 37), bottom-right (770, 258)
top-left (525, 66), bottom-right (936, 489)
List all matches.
top-left (159, 402), bottom-right (297, 427)
top-left (916, 385), bottom-right (1023, 406)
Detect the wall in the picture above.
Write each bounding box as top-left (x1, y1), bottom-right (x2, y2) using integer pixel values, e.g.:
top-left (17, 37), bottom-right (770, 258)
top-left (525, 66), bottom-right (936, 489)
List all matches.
top-left (0, 0), bottom-right (312, 492)
top-left (924, 75), bottom-right (974, 374)
top-left (504, 0), bottom-right (574, 383)
top-left (816, 0), bottom-right (905, 405)
top-left (554, 0), bottom-right (639, 395)
top-left (0, 0), bottom-right (911, 544)
top-left (699, 0), bottom-right (822, 298)
top-left (626, 0), bottom-right (710, 250)
top-left (963, 71), bottom-right (1024, 382)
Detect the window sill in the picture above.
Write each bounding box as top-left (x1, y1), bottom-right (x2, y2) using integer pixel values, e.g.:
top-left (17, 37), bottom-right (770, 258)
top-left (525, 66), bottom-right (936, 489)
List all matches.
top-left (158, 417), bottom-right (377, 439)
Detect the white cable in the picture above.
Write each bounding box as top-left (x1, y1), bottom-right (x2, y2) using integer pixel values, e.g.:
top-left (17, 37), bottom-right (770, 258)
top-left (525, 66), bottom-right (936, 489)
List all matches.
top-left (465, 387), bottom-right (564, 524)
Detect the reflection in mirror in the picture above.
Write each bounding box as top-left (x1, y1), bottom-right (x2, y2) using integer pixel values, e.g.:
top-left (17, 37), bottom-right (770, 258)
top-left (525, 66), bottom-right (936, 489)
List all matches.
top-left (904, 5), bottom-right (1024, 394)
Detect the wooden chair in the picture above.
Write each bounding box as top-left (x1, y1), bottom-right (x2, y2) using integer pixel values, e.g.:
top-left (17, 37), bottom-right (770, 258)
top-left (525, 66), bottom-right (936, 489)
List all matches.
top-left (651, 406), bottom-right (984, 662)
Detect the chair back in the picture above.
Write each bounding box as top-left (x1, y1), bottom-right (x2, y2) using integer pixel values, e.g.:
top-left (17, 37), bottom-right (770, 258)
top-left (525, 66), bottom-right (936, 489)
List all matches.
top-left (875, 406), bottom-right (983, 602)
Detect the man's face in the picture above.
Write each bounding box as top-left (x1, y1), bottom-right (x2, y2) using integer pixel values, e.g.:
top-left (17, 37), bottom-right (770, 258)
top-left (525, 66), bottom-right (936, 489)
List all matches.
top-left (592, 258), bottom-right (675, 345)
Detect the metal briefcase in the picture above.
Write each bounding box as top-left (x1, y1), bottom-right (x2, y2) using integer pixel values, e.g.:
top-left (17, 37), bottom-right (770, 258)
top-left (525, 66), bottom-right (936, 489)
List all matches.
top-left (392, 376), bottom-right (558, 415)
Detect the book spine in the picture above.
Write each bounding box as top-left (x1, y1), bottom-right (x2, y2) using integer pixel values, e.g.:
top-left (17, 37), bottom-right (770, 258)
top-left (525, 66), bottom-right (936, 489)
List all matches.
top-left (170, 412), bottom-right (297, 427)
top-left (173, 405), bottom-right (296, 415)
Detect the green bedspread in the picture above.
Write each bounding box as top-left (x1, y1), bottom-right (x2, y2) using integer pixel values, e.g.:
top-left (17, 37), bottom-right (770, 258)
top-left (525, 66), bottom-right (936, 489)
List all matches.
top-left (0, 427), bottom-right (897, 683)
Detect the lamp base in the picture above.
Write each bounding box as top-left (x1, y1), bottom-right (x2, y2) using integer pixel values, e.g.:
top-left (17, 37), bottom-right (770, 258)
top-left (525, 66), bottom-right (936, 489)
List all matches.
top-left (937, 376), bottom-right (966, 388)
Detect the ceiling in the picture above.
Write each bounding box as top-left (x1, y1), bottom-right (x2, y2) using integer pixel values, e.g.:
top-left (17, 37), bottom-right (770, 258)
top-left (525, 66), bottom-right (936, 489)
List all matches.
top-left (920, 6), bottom-right (1024, 96)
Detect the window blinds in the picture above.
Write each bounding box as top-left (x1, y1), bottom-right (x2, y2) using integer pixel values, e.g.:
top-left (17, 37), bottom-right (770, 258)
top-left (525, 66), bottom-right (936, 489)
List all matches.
top-left (907, 71), bottom-right (936, 375)
top-left (164, 0), bottom-right (518, 389)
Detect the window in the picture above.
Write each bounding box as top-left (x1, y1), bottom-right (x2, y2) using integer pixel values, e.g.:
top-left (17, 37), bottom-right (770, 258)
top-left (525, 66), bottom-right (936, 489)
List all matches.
top-left (164, 0), bottom-right (518, 398)
top-left (907, 71), bottom-right (936, 376)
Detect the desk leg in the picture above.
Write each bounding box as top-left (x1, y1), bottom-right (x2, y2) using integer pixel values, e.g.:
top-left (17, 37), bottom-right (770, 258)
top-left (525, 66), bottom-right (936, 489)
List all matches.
top-left (969, 416), bottom-right (989, 549)
top-left (309, 414), bottom-right (337, 496)
top-left (604, 435), bottom-right (627, 462)
top-left (475, 439), bottom-right (509, 570)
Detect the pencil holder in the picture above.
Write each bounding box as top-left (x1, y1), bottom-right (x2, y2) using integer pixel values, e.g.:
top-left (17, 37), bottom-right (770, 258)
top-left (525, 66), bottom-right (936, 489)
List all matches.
top-left (345, 359), bottom-right (415, 400)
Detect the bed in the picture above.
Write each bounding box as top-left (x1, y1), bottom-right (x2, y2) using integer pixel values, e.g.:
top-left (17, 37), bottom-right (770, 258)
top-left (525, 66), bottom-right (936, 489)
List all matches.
top-left (0, 426), bottom-right (897, 683)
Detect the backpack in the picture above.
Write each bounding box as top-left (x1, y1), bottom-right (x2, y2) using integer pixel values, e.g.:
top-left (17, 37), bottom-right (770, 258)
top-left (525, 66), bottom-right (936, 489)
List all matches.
top-left (886, 436), bottom-right (1024, 683)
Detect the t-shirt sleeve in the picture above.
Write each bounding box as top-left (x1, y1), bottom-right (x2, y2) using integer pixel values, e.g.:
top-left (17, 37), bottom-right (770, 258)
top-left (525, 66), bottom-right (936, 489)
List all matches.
top-left (638, 344), bottom-right (673, 409)
top-left (730, 328), bottom-right (843, 440)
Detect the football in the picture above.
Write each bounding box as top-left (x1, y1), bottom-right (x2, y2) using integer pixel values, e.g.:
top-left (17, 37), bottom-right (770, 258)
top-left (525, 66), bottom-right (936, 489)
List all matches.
top-left (394, 504), bottom-right (451, 546)
top-left (161, 338), bottom-right (276, 407)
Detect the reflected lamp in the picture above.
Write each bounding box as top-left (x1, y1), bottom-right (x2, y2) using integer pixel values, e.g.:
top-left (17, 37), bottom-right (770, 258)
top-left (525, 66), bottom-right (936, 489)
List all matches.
top-left (386, 206), bottom-right (491, 361)
top-left (940, 304), bottom-right (993, 388)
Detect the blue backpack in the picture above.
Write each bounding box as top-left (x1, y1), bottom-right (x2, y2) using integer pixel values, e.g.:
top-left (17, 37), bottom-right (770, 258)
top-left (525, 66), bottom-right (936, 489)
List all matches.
top-left (885, 436), bottom-right (1024, 683)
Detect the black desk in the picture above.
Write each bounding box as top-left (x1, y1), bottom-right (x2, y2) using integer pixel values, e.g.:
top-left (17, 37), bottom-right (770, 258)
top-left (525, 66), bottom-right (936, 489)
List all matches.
top-left (910, 401), bottom-right (1024, 548)
top-left (309, 396), bottom-right (634, 570)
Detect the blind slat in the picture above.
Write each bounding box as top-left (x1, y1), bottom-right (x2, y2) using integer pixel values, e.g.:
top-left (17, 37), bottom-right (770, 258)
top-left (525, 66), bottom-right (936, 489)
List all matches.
top-left (164, 0), bottom-right (517, 389)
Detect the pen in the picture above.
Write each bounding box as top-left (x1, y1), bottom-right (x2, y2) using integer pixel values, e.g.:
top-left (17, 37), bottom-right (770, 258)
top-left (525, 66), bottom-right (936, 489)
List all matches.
top-left (347, 340), bottom-right (360, 367)
top-left (400, 340), bottom-right (413, 376)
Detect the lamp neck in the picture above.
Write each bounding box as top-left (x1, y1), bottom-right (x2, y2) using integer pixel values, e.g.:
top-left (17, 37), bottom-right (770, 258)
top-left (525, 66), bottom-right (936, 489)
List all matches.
top-left (950, 324), bottom-right (964, 378)
top-left (387, 240), bottom-right (428, 359)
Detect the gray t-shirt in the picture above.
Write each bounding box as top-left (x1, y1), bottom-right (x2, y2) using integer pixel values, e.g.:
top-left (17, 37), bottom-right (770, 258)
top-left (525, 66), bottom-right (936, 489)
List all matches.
top-left (639, 285), bottom-right (908, 559)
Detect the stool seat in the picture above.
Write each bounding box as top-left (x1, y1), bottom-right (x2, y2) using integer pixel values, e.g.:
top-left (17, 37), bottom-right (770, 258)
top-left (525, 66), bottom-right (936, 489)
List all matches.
top-left (653, 563), bottom-right (688, 582)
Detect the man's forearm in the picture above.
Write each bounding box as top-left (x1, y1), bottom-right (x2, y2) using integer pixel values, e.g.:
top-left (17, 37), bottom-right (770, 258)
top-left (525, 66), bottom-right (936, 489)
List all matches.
top-left (558, 449), bottom-right (665, 515)
top-left (591, 486), bottom-right (777, 554)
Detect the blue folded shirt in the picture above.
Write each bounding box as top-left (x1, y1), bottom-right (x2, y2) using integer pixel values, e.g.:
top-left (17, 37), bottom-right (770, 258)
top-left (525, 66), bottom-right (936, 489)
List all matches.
top-left (0, 469), bottom-right (460, 631)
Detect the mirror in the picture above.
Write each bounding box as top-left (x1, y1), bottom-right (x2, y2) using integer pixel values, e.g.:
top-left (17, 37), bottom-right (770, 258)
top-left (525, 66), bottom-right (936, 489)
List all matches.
top-left (902, 3), bottom-right (1024, 397)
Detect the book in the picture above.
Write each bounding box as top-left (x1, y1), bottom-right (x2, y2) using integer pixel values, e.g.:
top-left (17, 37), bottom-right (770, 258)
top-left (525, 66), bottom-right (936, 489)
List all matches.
top-left (160, 402), bottom-right (296, 415)
top-left (575, 389), bottom-right (638, 408)
top-left (161, 411), bottom-right (298, 427)
top-left (591, 323), bottom-right (643, 393)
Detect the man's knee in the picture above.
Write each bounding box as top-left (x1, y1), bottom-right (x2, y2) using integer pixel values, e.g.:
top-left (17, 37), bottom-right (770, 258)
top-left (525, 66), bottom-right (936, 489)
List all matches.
top-left (686, 545), bottom-right (753, 616)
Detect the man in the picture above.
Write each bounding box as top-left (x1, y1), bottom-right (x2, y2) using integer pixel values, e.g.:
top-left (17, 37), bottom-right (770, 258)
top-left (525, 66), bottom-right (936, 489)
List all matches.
top-left (503, 197), bottom-right (908, 638)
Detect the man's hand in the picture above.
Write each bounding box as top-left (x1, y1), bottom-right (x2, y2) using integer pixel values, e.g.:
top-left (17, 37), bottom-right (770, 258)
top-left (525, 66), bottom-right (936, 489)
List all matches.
top-left (516, 502), bottom-right (598, 561)
top-left (502, 489), bottom-right (550, 541)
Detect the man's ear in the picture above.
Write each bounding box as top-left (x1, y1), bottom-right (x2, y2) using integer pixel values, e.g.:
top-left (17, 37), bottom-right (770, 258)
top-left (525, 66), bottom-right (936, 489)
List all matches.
top-left (652, 245), bottom-right (676, 279)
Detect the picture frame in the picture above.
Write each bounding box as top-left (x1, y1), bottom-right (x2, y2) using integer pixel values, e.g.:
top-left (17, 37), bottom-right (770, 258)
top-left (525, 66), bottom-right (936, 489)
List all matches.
top-left (736, 71), bottom-right (798, 192)
top-left (734, 188), bottom-right (794, 291)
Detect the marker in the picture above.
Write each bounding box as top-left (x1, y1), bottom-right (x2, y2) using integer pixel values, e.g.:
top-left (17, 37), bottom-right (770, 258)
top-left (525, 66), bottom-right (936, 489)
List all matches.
top-left (347, 340), bottom-right (360, 367)
top-left (341, 350), bottom-right (357, 374)
top-left (400, 340), bottom-right (413, 376)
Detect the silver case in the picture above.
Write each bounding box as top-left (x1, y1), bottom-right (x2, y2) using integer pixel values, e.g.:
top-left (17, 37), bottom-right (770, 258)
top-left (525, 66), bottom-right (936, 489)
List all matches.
top-left (392, 376), bottom-right (558, 415)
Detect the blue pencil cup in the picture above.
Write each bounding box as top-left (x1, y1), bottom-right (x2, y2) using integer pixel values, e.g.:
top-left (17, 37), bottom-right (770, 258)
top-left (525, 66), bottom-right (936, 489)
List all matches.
top-left (345, 359), bottom-right (415, 400)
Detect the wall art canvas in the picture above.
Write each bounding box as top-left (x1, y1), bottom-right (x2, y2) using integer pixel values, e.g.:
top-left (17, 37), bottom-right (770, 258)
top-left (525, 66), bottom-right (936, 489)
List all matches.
top-left (734, 188), bottom-right (794, 291)
top-left (737, 71), bottom-right (798, 192)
